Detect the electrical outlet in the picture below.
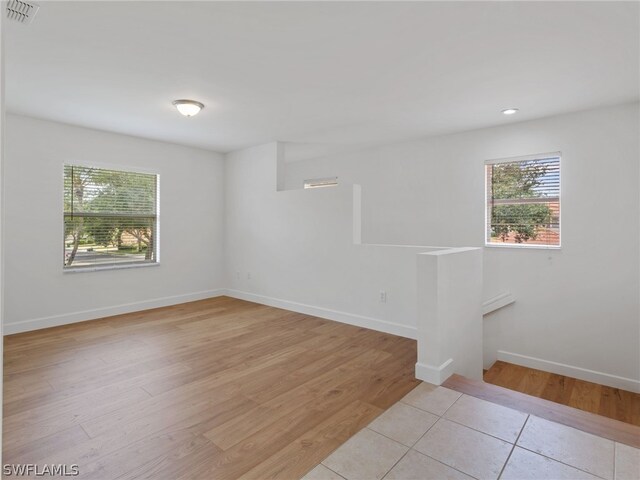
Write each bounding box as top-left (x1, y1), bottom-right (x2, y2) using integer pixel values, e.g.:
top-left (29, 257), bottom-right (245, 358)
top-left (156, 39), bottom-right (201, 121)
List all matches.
top-left (380, 291), bottom-right (387, 303)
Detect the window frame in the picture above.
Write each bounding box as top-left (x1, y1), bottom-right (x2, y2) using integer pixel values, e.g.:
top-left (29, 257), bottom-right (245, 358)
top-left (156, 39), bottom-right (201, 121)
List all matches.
top-left (484, 152), bottom-right (561, 250)
top-left (62, 163), bottom-right (161, 273)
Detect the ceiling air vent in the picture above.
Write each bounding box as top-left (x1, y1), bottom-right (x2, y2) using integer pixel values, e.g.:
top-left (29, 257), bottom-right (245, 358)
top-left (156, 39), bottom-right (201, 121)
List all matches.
top-left (6, 0), bottom-right (39, 24)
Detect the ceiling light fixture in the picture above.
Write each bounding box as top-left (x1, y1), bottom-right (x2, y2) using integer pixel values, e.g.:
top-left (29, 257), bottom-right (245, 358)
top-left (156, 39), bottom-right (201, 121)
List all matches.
top-left (501, 108), bottom-right (519, 115)
top-left (172, 99), bottom-right (204, 117)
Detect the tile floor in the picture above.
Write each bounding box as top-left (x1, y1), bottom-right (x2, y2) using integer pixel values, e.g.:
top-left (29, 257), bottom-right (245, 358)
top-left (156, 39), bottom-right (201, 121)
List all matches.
top-left (302, 382), bottom-right (640, 480)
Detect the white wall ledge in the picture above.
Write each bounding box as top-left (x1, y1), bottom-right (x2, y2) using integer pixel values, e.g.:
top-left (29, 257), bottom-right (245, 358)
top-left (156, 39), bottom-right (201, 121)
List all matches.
top-left (483, 293), bottom-right (515, 316)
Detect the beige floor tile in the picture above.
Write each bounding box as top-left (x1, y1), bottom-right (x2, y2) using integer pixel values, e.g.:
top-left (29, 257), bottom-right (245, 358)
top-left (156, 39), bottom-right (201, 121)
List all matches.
top-left (400, 383), bottom-right (461, 416)
top-left (501, 447), bottom-right (602, 480)
top-left (321, 428), bottom-right (408, 480)
top-left (517, 416), bottom-right (614, 480)
top-left (383, 450), bottom-right (474, 480)
top-left (368, 402), bottom-right (438, 446)
top-left (302, 464), bottom-right (347, 480)
top-left (615, 443), bottom-right (640, 480)
top-left (443, 394), bottom-right (528, 443)
top-left (413, 418), bottom-right (512, 479)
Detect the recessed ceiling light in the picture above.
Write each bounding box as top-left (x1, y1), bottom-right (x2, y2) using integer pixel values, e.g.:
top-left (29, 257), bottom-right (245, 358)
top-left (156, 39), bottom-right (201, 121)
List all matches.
top-left (502, 108), bottom-right (519, 115)
top-left (172, 99), bottom-right (204, 117)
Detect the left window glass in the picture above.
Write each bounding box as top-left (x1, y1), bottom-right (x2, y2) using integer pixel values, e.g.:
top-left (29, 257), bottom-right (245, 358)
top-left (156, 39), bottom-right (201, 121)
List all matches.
top-left (63, 165), bottom-right (158, 270)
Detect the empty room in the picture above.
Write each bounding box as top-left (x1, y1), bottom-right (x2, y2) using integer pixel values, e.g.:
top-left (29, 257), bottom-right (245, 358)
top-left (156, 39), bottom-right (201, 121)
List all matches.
top-left (0, 1), bottom-right (639, 479)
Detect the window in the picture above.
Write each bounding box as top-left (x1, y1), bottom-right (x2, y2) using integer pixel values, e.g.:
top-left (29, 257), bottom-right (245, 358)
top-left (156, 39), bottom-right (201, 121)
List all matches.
top-left (63, 165), bottom-right (159, 269)
top-left (485, 153), bottom-right (560, 247)
top-left (304, 177), bottom-right (338, 189)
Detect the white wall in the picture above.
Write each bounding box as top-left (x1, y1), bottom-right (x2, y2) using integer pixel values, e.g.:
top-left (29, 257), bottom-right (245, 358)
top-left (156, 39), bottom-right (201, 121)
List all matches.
top-left (284, 102), bottom-right (640, 390)
top-left (224, 142), bottom-right (447, 338)
top-left (416, 247), bottom-right (484, 384)
top-left (3, 114), bottom-right (226, 333)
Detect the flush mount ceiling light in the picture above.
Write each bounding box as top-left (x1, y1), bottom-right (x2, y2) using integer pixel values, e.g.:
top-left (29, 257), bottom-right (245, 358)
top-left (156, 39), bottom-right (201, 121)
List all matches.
top-left (172, 99), bottom-right (204, 117)
top-left (501, 108), bottom-right (519, 115)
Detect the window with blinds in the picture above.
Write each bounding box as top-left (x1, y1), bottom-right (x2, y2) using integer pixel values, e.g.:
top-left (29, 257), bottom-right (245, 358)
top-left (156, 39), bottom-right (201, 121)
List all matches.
top-left (64, 165), bottom-right (159, 269)
top-left (485, 153), bottom-right (560, 247)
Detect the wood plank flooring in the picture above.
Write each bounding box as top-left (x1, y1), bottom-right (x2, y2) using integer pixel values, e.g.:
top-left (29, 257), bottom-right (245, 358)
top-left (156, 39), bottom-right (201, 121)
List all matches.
top-left (3, 296), bottom-right (420, 480)
top-left (444, 374), bottom-right (640, 449)
top-left (484, 360), bottom-right (640, 427)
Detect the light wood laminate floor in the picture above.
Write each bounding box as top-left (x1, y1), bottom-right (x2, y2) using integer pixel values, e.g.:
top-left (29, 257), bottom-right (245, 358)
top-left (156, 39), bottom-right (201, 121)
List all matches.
top-left (3, 296), bottom-right (419, 479)
top-left (484, 361), bottom-right (640, 427)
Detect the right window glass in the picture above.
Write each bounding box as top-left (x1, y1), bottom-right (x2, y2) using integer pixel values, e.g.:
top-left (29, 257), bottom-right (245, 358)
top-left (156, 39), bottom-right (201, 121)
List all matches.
top-left (485, 153), bottom-right (560, 248)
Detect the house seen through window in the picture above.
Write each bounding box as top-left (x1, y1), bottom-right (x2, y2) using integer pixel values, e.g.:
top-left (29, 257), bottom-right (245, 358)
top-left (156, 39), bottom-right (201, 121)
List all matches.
top-left (64, 165), bottom-right (159, 269)
top-left (485, 154), bottom-right (560, 247)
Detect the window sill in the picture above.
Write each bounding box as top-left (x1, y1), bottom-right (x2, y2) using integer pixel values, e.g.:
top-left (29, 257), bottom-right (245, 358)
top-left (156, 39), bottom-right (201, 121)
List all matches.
top-left (484, 243), bottom-right (561, 250)
top-left (63, 262), bottom-right (160, 274)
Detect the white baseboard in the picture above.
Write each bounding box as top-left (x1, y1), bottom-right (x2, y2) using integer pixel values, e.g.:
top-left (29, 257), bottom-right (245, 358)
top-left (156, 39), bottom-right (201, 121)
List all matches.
top-left (497, 351), bottom-right (640, 393)
top-left (415, 359), bottom-right (454, 385)
top-left (224, 289), bottom-right (417, 339)
top-left (4, 289), bottom-right (226, 335)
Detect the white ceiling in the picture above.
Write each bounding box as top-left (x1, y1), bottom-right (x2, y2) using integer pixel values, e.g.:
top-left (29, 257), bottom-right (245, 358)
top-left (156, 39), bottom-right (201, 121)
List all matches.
top-left (6, 1), bottom-right (639, 154)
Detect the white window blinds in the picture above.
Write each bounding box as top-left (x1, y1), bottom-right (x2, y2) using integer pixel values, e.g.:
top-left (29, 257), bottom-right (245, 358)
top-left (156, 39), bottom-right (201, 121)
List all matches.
top-left (485, 154), bottom-right (560, 247)
top-left (63, 165), bottom-right (158, 269)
